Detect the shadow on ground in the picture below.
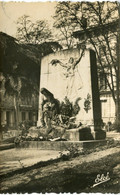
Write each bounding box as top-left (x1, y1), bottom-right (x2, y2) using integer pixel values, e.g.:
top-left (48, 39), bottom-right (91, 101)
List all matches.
top-left (1, 151), bottom-right (120, 193)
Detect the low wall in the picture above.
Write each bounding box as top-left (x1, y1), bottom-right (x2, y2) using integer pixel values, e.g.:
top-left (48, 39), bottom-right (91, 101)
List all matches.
top-left (19, 140), bottom-right (107, 151)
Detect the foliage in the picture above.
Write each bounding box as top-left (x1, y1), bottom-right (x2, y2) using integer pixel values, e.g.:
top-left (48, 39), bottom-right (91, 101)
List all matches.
top-left (0, 32), bottom-right (62, 78)
top-left (60, 96), bottom-right (81, 118)
top-left (0, 32), bottom-right (40, 84)
top-left (18, 120), bottom-right (33, 131)
top-left (60, 97), bottom-right (73, 117)
top-left (106, 121), bottom-right (120, 132)
top-left (0, 32), bottom-right (62, 99)
top-left (16, 15), bottom-right (52, 44)
top-left (53, 3), bottom-right (77, 48)
top-left (59, 144), bottom-right (83, 160)
top-left (65, 144), bottom-right (82, 158)
top-left (14, 136), bottom-right (22, 146)
top-left (84, 93), bottom-right (91, 113)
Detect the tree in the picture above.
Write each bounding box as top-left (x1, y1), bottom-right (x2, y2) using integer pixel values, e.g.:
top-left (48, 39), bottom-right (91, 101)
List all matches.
top-left (53, 2), bottom-right (120, 130)
top-left (53, 3), bottom-right (77, 49)
top-left (16, 15), bottom-right (52, 44)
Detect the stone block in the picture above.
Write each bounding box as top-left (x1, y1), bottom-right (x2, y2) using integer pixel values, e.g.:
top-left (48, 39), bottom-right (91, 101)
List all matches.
top-left (91, 130), bottom-right (106, 140)
top-left (82, 140), bottom-right (107, 149)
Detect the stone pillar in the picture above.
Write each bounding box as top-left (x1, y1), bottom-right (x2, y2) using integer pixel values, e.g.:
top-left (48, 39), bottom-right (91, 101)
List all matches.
top-left (89, 50), bottom-right (106, 139)
top-left (9, 111), bottom-right (14, 127)
top-left (1, 111), bottom-right (7, 125)
top-left (37, 94), bottom-right (44, 126)
top-left (19, 111), bottom-right (22, 123)
top-left (26, 111), bottom-right (29, 120)
top-left (1, 111), bottom-right (6, 140)
top-left (32, 112), bottom-right (37, 125)
top-left (90, 50), bottom-right (102, 130)
top-left (32, 112), bottom-right (35, 121)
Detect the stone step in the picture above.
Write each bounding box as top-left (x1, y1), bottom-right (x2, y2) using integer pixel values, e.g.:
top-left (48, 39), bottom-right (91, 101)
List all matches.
top-left (0, 143), bottom-right (15, 151)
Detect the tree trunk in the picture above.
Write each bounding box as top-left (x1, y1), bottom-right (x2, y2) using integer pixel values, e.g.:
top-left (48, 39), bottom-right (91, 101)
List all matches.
top-left (115, 3), bottom-right (120, 132)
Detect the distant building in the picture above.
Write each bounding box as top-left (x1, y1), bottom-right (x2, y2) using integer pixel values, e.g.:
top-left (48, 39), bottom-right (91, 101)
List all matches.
top-left (0, 99), bottom-right (38, 128)
top-left (0, 73), bottom-right (38, 128)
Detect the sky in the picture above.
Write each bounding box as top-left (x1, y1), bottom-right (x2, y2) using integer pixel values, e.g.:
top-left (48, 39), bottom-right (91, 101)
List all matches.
top-left (0, 1), bottom-right (57, 38)
top-left (0, 0), bottom-right (118, 38)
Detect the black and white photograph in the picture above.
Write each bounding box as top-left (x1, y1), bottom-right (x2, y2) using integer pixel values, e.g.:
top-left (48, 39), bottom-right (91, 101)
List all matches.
top-left (0, 1), bottom-right (120, 193)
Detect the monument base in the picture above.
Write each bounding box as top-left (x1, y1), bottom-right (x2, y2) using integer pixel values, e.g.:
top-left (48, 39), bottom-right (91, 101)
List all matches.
top-left (91, 130), bottom-right (106, 140)
top-left (63, 126), bottom-right (106, 141)
top-left (26, 126), bottom-right (106, 142)
top-left (19, 140), bottom-right (107, 151)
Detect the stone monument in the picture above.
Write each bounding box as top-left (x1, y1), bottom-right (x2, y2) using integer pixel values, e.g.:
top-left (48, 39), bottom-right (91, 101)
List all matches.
top-left (37, 48), bottom-right (106, 140)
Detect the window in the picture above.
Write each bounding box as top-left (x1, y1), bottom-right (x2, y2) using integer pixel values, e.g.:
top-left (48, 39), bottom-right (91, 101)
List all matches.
top-left (29, 112), bottom-right (33, 121)
top-left (6, 111), bottom-right (10, 126)
top-left (22, 112), bottom-right (25, 121)
top-left (99, 72), bottom-right (107, 90)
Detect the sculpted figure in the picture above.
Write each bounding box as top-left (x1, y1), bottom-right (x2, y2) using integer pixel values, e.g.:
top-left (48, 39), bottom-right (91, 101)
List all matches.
top-left (50, 49), bottom-right (85, 99)
top-left (40, 88), bottom-right (60, 133)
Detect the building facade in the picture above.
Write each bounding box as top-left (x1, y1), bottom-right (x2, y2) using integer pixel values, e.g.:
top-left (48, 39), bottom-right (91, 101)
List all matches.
top-left (0, 73), bottom-right (38, 129)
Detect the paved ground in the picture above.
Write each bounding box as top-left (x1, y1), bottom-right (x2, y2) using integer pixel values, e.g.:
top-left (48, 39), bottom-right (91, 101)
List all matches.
top-left (0, 131), bottom-right (120, 193)
top-left (0, 130), bottom-right (120, 177)
top-left (0, 146), bottom-right (120, 193)
top-left (0, 149), bottom-right (63, 176)
top-left (106, 131), bottom-right (120, 140)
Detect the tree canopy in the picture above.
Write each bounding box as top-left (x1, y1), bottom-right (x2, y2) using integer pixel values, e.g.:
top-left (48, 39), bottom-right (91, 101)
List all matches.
top-left (16, 15), bottom-right (52, 44)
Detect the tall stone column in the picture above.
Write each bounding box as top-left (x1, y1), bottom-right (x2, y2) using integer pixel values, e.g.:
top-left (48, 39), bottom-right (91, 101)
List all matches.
top-left (32, 112), bottom-right (36, 125)
top-left (9, 111), bottom-right (14, 127)
top-left (37, 94), bottom-right (44, 127)
top-left (1, 111), bottom-right (7, 125)
top-left (25, 111), bottom-right (29, 120)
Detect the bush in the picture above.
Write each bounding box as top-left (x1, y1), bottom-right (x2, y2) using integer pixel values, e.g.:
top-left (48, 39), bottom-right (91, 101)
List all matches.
top-left (60, 97), bottom-right (81, 117)
top-left (18, 120), bottom-right (33, 134)
top-left (110, 121), bottom-right (120, 132)
top-left (60, 97), bottom-right (73, 117)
